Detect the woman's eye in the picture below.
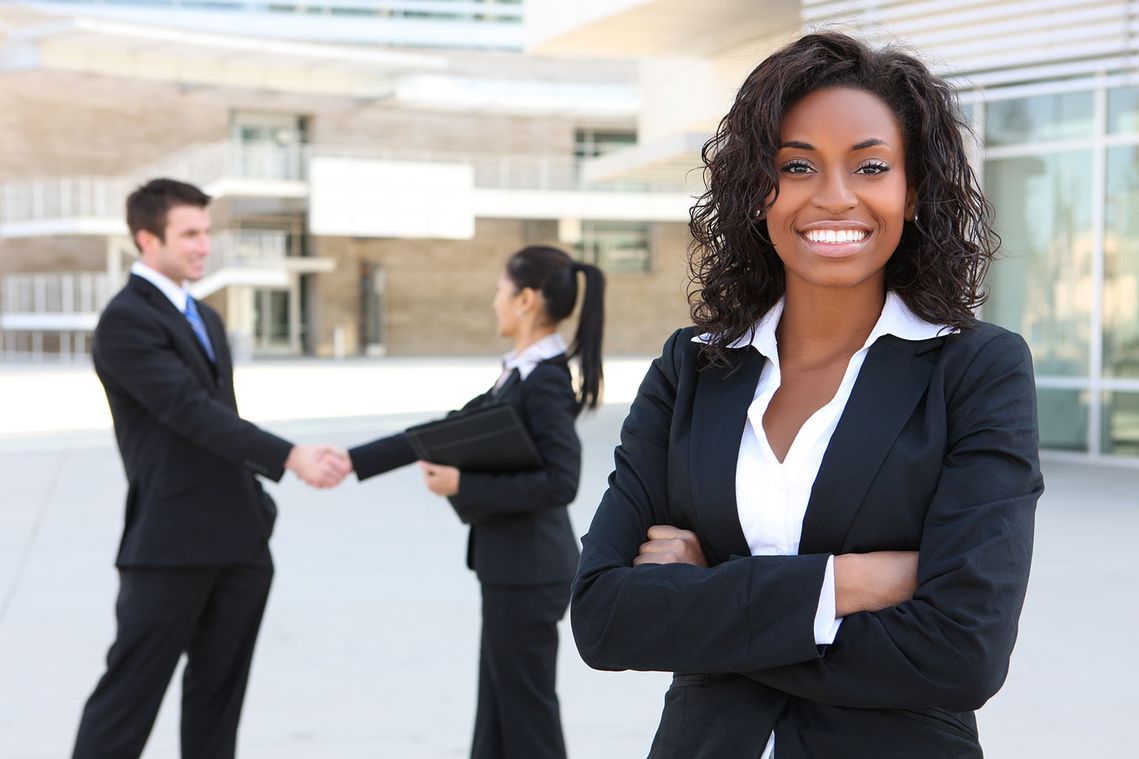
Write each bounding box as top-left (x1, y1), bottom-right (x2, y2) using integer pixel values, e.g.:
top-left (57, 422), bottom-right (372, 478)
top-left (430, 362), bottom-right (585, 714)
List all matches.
top-left (856, 160), bottom-right (890, 175)
top-left (780, 160), bottom-right (813, 175)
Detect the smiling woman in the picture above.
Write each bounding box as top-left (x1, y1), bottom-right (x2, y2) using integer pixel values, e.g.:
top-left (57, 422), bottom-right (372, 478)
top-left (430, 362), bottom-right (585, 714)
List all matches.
top-left (571, 32), bottom-right (1042, 759)
top-left (767, 87), bottom-right (913, 291)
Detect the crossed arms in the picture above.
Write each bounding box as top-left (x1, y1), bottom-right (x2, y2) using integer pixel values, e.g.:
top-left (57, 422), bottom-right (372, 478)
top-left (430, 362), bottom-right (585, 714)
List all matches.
top-left (571, 327), bottom-right (1042, 712)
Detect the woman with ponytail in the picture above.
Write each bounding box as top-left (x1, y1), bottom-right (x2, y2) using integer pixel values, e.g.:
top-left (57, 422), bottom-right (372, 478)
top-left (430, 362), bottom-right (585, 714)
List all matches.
top-left (347, 245), bottom-right (604, 759)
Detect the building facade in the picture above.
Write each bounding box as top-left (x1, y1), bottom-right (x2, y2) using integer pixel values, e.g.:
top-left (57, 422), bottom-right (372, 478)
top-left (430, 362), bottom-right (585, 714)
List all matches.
top-left (3, 0), bottom-right (1137, 461)
top-left (528, 0), bottom-right (1139, 461)
top-left (0, 0), bottom-right (695, 364)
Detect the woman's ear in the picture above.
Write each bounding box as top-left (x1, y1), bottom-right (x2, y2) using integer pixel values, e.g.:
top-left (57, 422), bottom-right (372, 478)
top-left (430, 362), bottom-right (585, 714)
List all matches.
top-left (516, 286), bottom-right (538, 316)
top-left (905, 187), bottom-right (918, 221)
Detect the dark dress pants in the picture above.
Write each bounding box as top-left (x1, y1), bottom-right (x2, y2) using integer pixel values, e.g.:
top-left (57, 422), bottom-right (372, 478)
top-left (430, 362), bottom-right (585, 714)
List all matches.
top-left (471, 581), bottom-right (571, 759)
top-left (73, 551), bottom-right (273, 759)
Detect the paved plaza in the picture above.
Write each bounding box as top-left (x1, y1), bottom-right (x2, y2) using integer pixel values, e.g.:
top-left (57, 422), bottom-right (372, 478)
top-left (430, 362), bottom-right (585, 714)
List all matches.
top-left (0, 360), bottom-right (1134, 758)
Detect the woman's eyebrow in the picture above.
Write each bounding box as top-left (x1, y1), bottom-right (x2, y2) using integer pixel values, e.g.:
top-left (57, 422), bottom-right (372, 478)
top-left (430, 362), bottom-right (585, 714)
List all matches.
top-left (778, 138), bottom-right (890, 151)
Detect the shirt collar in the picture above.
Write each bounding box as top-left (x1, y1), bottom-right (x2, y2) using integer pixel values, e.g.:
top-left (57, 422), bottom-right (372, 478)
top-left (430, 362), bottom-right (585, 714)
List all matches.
top-left (131, 260), bottom-right (190, 313)
top-left (504, 332), bottom-right (567, 380)
top-left (692, 291), bottom-right (954, 356)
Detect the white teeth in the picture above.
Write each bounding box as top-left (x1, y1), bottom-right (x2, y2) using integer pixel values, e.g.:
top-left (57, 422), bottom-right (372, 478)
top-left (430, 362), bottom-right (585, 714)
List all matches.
top-left (804, 229), bottom-right (866, 244)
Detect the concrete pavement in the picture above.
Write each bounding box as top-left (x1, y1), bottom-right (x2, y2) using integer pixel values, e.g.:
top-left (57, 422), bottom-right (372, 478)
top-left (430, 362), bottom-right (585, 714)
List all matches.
top-left (0, 360), bottom-right (1134, 758)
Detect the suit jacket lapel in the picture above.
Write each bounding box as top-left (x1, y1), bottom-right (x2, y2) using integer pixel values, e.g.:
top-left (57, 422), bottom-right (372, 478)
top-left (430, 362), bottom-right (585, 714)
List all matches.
top-left (129, 276), bottom-right (219, 386)
top-left (495, 370), bottom-right (520, 398)
top-left (688, 348), bottom-right (763, 563)
top-left (200, 303), bottom-right (227, 381)
top-left (799, 335), bottom-right (939, 554)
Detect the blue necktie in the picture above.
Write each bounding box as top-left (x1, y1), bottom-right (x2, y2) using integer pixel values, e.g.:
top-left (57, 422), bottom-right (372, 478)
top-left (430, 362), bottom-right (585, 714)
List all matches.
top-left (184, 297), bottom-right (217, 363)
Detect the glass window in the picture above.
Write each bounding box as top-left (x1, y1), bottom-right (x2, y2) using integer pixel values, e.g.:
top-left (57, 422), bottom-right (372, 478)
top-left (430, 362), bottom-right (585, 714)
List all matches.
top-left (985, 92), bottom-right (1093, 146)
top-left (577, 221), bottom-right (651, 273)
top-left (574, 129), bottom-right (637, 161)
top-left (1108, 86), bottom-right (1139, 134)
top-left (1104, 146), bottom-right (1139, 377)
top-left (1103, 392), bottom-right (1139, 455)
top-left (984, 151), bottom-right (1093, 377)
top-left (956, 100), bottom-right (975, 127)
top-left (1037, 388), bottom-right (1089, 451)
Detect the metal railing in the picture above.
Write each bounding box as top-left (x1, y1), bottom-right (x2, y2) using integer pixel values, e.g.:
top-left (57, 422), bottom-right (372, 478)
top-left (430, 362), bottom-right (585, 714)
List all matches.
top-left (206, 230), bottom-right (290, 275)
top-left (145, 141), bottom-right (308, 188)
top-left (0, 272), bottom-right (115, 315)
top-left (0, 177), bottom-right (132, 226)
top-left (0, 232), bottom-right (288, 317)
top-left (0, 141), bottom-right (690, 226)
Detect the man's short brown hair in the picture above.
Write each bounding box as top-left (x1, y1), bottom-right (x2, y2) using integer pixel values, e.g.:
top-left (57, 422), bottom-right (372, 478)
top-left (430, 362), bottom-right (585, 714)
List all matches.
top-left (126, 178), bottom-right (211, 252)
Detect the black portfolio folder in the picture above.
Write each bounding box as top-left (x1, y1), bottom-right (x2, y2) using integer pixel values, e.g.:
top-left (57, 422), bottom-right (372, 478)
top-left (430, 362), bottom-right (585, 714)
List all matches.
top-left (404, 404), bottom-right (543, 473)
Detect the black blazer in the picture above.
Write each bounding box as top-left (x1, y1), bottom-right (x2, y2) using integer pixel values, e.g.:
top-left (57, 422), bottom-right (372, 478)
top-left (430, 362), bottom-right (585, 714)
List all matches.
top-left (571, 322), bottom-right (1042, 759)
top-left (92, 275), bottom-right (293, 567)
top-left (350, 357), bottom-right (581, 586)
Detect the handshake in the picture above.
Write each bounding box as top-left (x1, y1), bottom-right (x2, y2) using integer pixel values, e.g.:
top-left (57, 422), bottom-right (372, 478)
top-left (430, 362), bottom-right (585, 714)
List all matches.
top-left (285, 444), bottom-right (353, 489)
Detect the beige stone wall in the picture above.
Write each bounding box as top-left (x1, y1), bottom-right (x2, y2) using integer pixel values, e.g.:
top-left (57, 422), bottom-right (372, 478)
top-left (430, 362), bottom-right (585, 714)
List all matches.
top-left (312, 107), bottom-right (570, 157)
top-left (0, 71), bottom-right (230, 179)
top-left (0, 237), bottom-right (108, 274)
top-left (0, 69), bottom-right (633, 181)
top-left (0, 53), bottom-right (670, 358)
top-left (308, 220), bottom-right (692, 359)
top-left (604, 222), bottom-right (693, 354)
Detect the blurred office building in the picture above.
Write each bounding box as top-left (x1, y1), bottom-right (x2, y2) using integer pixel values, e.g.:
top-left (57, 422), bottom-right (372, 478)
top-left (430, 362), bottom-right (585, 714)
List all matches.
top-left (529, 0), bottom-right (1139, 461)
top-left (2, 0), bottom-right (1138, 461)
top-left (0, 0), bottom-right (694, 364)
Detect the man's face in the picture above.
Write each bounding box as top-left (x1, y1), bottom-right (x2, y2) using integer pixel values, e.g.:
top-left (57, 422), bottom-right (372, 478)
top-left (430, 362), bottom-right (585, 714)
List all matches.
top-left (137, 204), bottom-right (211, 283)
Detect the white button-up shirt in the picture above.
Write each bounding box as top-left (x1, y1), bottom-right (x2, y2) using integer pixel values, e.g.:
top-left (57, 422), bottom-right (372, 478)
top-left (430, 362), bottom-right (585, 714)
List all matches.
top-left (494, 332), bottom-right (568, 390)
top-left (130, 260), bottom-right (190, 313)
top-left (696, 291), bottom-right (953, 759)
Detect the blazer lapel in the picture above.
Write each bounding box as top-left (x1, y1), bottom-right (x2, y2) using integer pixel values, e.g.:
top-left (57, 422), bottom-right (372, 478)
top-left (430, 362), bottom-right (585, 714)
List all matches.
top-left (200, 304), bottom-right (227, 381)
top-left (799, 335), bottom-right (939, 554)
top-left (688, 348), bottom-right (764, 563)
top-left (129, 276), bottom-right (219, 386)
top-left (492, 369), bottom-right (520, 398)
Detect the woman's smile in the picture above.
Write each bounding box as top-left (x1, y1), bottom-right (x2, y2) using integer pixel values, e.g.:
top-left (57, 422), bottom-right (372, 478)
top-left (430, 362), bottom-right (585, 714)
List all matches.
top-left (766, 86), bottom-right (913, 291)
top-left (797, 222), bottom-right (874, 258)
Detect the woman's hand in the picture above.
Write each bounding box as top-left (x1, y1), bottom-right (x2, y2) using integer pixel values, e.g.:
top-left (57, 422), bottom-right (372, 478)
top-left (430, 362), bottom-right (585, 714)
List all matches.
top-left (419, 461), bottom-right (460, 497)
top-left (634, 525), bottom-right (708, 567)
top-left (834, 551), bottom-right (919, 617)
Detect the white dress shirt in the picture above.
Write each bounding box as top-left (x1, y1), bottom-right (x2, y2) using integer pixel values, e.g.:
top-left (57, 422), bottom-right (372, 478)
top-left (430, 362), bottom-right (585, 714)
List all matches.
top-left (494, 332), bottom-right (568, 390)
top-left (695, 291), bottom-right (952, 759)
top-left (130, 260), bottom-right (190, 313)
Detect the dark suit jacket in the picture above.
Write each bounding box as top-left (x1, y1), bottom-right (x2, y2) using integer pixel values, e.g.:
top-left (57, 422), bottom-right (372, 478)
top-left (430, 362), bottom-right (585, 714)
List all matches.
top-left (571, 322), bottom-right (1042, 759)
top-left (92, 274), bottom-right (293, 567)
top-left (350, 357), bottom-right (582, 586)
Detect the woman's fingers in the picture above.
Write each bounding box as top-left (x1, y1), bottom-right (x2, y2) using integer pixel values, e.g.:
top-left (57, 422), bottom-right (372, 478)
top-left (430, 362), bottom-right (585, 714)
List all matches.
top-left (635, 525), bottom-right (708, 567)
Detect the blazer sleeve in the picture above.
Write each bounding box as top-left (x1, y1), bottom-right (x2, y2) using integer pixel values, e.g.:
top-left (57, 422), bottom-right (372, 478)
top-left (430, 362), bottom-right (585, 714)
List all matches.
top-left (745, 330), bottom-right (1042, 711)
top-left (571, 330), bottom-right (832, 675)
top-left (348, 433), bottom-right (417, 481)
top-left (94, 303), bottom-right (293, 481)
top-left (446, 363), bottom-right (581, 525)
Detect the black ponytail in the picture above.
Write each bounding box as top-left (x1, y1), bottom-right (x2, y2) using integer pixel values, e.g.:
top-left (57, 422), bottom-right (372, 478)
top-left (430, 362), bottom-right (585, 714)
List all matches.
top-left (504, 246), bottom-right (606, 413)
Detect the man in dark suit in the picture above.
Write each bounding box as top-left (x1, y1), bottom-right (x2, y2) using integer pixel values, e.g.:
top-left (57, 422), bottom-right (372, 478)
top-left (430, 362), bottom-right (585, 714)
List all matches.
top-left (73, 178), bottom-right (351, 759)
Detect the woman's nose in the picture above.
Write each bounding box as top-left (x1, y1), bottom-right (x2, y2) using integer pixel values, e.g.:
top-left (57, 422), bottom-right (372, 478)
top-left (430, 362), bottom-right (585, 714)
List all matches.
top-left (812, 172), bottom-right (857, 214)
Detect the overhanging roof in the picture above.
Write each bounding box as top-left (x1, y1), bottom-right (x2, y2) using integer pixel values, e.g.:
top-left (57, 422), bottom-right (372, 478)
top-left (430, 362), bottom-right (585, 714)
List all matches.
top-left (4, 15), bottom-right (446, 98)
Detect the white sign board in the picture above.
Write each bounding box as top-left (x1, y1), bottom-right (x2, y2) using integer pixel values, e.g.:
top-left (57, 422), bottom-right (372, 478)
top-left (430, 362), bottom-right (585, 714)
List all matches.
top-left (308, 157), bottom-right (475, 239)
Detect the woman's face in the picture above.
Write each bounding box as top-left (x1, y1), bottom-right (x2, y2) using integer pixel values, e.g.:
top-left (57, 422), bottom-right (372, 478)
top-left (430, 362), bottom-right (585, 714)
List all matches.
top-left (493, 270), bottom-right (522, 338)
top-left (764, 86), bottom-right (915, 295)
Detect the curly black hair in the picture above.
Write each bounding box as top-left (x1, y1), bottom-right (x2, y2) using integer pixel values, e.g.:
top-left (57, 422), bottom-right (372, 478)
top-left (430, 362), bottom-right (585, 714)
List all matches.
top-left (688, 32), bottom-right (997, 366)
